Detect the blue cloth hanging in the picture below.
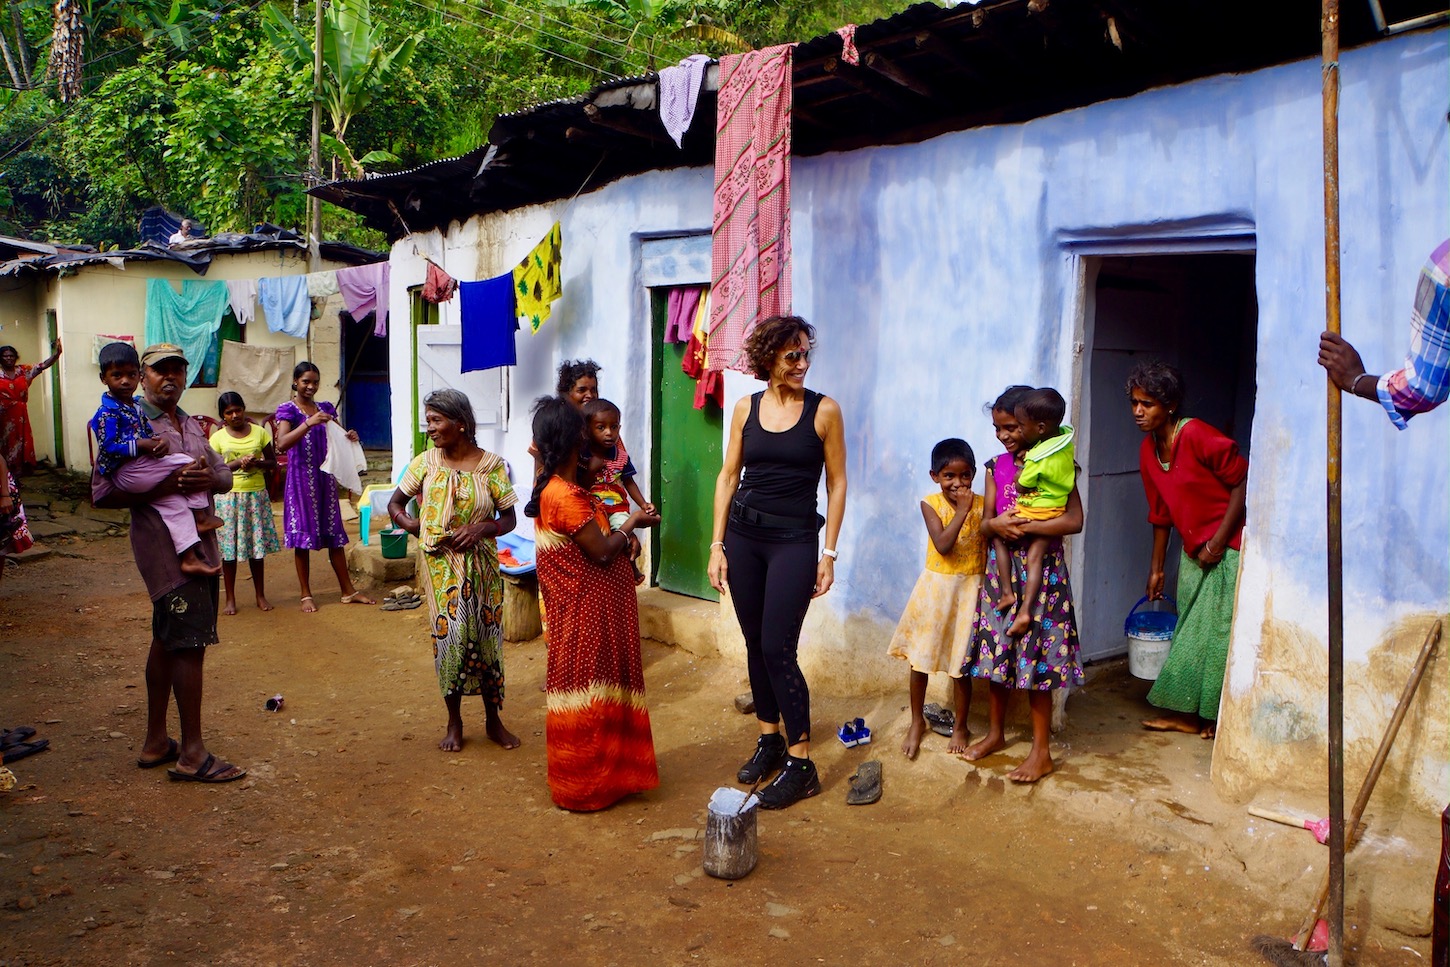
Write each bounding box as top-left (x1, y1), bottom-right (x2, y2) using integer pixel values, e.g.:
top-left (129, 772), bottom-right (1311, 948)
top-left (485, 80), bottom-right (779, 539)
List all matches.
top-left (144, 278), bottom-right (230, 385)
top-left (460, 274), bottom-right (519, 372)
top-left (258, 276), bottom-right (311, 338)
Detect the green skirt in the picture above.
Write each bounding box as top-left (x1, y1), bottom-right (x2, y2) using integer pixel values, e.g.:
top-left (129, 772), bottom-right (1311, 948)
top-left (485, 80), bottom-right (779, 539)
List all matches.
top-left (1147, 547), bottom-right (1240, 720)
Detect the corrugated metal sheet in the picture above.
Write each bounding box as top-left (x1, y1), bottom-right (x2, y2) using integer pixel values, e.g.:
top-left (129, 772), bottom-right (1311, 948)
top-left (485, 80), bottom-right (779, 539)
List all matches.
top-left (312, 0), bottom-right (1444, 240)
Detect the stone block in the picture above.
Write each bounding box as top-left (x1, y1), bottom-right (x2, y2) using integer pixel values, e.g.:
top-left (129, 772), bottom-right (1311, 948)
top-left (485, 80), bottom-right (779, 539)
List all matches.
top-left (637, 588), bottom-right (719, 658)
top-left (78, 505), bottom-right (130, 525)
top-left (346, 539), bottom-right (416, 588)
top-left (11, 543), bottom-right (53, 564)
top-left (27, 519), bottom-right (75, 539)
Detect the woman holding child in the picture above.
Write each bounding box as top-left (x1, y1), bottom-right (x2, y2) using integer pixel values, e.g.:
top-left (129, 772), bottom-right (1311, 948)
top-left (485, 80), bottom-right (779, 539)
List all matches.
top-left (530, 396), bottom-right (660, 810)
top-left (965, 384), bottom-right (1085, 784)
top-left (709, 315), bottom-right (848, 810)
top-left (1127, 362), bottom-right (1248, 740)
top-left (389, 389), bottom-right (520, 753)
top-left (0, 340), bottom-right (62, 479)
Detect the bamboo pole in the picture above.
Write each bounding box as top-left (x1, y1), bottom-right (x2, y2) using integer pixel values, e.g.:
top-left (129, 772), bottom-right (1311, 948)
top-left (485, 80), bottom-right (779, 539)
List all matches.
top-left (1318, 2), bottom-right (1345, 965)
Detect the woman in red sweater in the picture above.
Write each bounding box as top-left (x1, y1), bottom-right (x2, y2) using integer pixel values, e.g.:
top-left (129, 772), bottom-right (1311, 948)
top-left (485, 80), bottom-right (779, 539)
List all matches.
top-left (1128, 362), bottom-right (1248, 739)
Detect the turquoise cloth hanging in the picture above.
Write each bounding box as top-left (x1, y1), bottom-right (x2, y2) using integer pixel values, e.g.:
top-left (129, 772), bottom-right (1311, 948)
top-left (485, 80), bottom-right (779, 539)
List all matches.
top-left (145, 278), bottom-right (230, 385)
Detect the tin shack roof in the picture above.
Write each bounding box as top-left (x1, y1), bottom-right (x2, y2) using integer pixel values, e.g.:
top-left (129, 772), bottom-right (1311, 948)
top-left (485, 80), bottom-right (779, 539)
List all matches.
top-left (312, 0), bottom-right (1445, 240)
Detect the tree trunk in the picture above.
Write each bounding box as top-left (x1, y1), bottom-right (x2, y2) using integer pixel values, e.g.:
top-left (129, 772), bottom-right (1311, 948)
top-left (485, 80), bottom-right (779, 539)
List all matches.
top-left (12, 2), bottom-right (31, 81)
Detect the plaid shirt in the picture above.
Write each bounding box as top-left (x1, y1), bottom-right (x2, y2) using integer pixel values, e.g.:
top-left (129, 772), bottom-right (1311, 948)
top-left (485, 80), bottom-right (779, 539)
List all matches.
top-left (1377, 239), bottom-right (1450, 430)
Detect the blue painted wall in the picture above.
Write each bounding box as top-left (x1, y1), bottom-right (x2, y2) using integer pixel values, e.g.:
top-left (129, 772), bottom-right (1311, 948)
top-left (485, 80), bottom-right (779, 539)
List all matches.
top-left (387, 29), bottom-right (1449, 807)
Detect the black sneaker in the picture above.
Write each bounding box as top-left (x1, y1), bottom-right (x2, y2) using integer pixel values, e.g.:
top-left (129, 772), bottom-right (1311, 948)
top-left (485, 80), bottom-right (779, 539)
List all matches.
top-left (736, 732), bottom-right (787, 784)
top-left (757, 756), bottom-right (821, 810)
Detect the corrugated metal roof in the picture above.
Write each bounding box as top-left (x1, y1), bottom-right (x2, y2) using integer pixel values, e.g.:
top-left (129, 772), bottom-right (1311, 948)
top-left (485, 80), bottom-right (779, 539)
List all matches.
top-left (313, 0), bottom-right (1444, 240)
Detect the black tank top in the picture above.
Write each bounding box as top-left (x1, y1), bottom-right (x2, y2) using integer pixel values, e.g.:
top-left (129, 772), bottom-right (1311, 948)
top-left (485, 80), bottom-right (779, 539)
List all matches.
top-left (737, 390), bottom-right (826, 518)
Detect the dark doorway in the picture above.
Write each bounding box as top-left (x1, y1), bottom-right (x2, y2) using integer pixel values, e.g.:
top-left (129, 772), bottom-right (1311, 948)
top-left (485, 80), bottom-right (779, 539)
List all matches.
top-left (341, 315), bottom-right (392, 450)
top-left (1078, 253), bottom-right (1258, 662)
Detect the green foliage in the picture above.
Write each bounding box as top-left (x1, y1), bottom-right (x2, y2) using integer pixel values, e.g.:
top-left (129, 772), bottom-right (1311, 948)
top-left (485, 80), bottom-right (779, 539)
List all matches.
top-left (0, 0), bottom-right (922, 246)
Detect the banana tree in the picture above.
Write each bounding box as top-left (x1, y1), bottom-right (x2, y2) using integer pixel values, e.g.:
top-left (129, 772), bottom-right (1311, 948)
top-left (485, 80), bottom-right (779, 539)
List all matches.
top-left (262, 0), bottom-right (420, 179)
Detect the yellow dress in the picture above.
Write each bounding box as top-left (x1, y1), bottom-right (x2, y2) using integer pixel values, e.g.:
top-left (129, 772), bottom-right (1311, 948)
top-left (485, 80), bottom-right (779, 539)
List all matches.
top-left (886, 492), bottom-right (985, 677)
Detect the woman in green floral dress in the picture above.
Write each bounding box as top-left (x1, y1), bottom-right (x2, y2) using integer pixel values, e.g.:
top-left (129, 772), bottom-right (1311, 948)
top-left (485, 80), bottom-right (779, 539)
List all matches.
top-left (390, 390), bottom-right (520, 753)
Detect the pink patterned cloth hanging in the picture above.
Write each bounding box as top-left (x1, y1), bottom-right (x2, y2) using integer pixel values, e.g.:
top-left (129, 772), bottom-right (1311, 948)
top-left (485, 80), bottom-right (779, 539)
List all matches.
top-left (836, 24), bottom-right (859, 66)
top-left (708, 43), bottom-right (794, 374)
top-left (664, 285), bottom-right (704, 344)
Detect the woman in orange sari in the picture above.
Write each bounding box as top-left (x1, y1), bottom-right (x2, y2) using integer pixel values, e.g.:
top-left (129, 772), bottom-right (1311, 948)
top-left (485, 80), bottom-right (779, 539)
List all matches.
top-left (530, 396), bottom-right (660, 811)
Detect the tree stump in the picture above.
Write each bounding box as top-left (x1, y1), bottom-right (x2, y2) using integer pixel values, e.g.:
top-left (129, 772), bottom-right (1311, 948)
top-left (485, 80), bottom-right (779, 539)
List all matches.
top-left (503, 572), bottom-right (542, 642)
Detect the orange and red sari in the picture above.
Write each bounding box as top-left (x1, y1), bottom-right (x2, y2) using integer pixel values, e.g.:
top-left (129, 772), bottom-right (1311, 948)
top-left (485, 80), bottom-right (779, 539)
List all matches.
top-left (536, 476), bottom-right (658, 811)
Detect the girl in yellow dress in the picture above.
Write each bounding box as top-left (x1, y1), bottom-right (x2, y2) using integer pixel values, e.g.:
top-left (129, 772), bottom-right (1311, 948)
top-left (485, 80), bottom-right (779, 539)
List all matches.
top-left (887, 439), bottom-right (984, 759)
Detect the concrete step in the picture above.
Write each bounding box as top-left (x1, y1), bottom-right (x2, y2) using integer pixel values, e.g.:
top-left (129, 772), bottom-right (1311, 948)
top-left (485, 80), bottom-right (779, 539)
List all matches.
top-left (637, 587), bottom-right (719, 658)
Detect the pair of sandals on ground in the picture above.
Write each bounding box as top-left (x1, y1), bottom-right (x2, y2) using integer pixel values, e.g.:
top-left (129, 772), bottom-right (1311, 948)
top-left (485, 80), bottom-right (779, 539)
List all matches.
top-left (1, 725), bottom-right (48, 764)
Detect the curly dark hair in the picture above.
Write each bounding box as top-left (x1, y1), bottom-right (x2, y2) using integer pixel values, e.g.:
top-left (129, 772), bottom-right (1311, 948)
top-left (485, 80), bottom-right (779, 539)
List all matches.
top-left (1125, 361), bottom-right (1185, 414)
top-left (743, 316), bottom-right (816, 381)
top-left (556, 359), bottom-right (602, 396)
top-left (525, 396), bottom-right (585, 518)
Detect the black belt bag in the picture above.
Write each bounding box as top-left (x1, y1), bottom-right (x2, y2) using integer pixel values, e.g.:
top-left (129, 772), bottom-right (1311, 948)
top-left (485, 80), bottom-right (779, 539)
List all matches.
top-left (730, 499), bottom-right (823, 532)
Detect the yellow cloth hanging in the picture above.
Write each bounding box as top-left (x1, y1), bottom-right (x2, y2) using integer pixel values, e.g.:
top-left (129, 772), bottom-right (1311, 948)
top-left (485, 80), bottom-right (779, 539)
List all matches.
top-left (513, 221), bottom-right (563, 333)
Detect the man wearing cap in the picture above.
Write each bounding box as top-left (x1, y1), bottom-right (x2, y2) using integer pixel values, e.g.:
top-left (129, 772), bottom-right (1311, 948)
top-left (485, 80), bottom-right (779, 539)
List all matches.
top-left (1317, 238), bottom-right (1448, 967)
top-left (92, 343), bottom-right (245, 783)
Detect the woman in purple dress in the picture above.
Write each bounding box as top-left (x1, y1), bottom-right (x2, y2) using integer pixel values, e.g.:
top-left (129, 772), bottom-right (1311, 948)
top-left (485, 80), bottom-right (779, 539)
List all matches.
top-left (274, 362), bottom-right (375, 612)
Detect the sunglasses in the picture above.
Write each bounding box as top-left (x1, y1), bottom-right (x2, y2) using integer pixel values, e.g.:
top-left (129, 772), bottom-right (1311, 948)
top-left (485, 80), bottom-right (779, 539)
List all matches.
top-left (782, 349), bottom-right (811, 364)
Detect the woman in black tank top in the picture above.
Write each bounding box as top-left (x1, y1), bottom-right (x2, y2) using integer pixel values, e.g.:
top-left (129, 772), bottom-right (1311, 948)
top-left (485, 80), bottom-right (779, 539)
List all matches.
top-left (708, 316), bottom-right (848, 810)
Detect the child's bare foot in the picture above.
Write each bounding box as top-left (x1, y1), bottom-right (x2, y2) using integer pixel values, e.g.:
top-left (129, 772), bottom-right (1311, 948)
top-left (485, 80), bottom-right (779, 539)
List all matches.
top-left (195, 513), bottom-right (224, 534)
top-left (439, 721), bottom-right (464, 752)
top-left (947, 724), bottom-right (971, 755)
top-left (222, 598), bottom-right (238, 616)
top-left (255, 595), bottom-right (274, 612)
top-left (632, 562), bottom-right (646, 586)
top-left (179, 551), bottom-right (222, 578)
top-left (1142, 712), bottom-right (1201, 734)
top-left (1007, 610), bottom-right (1033, 637)
top-left (962, 730), bottom-right (1006, 761)
top-left (901, 716), bottom-right (926, 760)
top-left (1008, 747), bottom-right (1055, 783)
top-left (485, 717), bottom-right (521, 750)
top-left (995, 591), bottom-right (1017, 615)
top-left (1199, 722), bottom-right (1217, 740)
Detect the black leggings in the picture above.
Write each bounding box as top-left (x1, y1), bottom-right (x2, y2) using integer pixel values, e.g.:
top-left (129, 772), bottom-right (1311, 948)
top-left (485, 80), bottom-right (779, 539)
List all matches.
top-left (725, 525), bottom-right (816, 745)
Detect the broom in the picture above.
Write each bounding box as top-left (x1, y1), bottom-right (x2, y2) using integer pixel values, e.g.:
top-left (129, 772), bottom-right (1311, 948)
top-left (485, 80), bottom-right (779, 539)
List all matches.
top-left (1252, 620), bottom-right (1441, 965)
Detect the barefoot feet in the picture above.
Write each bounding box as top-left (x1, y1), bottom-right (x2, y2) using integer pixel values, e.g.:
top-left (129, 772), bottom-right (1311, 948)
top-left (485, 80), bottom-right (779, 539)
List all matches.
top-left (1142, 712), bottom-right (1202, 734)
top-left (255, 595), bottom-right (274, 612)
top-left (995, 590), bottom-right (1017, 615)
top-left (947, 723), bottom-right (972, 756)
top-left (439, 720), bottom-right (464, 752)
top-left (1006, 610), bottom-right (1032, 638)
top-left (222, 599), bottom-right (238, 616)
top-left (962, 730), bottom-right (1006, 762)
top-left (485, 715), bottom-right (521, 750)
top-left (901, 716), bottom-right (926, 760)
top-left (1007, 746), bottom-right (1054, 783)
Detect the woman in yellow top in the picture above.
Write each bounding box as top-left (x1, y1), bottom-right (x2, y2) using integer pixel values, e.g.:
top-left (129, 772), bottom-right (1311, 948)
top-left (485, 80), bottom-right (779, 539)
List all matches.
top-left (887, 438), bottom-right (984, 759)
top-left (209, 392), bottom-right (281, 614)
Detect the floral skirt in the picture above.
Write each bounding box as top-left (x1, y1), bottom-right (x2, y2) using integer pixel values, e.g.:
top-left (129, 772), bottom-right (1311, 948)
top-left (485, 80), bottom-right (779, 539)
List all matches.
top-left (216, 490), bottom-right (283, 562)
top-left (0, 471), bottom-right (32, 556)
top-left (966, 540), bottom-right (1084, 690)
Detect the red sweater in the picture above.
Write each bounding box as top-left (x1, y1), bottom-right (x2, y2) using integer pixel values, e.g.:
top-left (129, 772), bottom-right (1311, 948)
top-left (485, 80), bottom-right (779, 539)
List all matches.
top-left (1138, 419), bottom-right (1249, 553)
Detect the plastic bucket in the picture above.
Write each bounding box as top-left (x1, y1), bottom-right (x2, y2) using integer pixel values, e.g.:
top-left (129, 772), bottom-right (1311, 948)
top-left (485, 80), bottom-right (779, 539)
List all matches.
top-left (379, 528), bottom-right (409, 560)
top-left (702, 786), bottom-right (758, 880)
top-left (1125, 595), bottom-right (1177, 680)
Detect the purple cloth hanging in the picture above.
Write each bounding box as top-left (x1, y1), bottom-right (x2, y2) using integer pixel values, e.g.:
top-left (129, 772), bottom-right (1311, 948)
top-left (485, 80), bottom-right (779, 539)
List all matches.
top-left (664, 285), bottom-right (704, 344)
top-left (336, 262), bottom-right (390, 336)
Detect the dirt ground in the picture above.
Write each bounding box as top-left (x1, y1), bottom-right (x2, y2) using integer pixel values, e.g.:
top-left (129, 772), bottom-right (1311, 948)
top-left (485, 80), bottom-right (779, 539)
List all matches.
top-left (0, 503), bottom-right (1435, 965)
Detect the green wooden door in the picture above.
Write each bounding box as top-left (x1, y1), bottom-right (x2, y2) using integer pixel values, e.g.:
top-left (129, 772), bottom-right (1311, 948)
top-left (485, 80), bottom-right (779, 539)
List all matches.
top-left (651, 290), bottom-right (721, 601)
